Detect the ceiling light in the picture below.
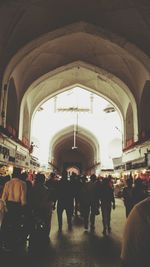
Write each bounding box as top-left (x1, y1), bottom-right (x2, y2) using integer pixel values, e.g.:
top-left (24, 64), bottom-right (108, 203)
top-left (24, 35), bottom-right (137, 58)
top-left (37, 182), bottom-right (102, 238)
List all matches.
top-left (103, 105), bottom-right (115, 113)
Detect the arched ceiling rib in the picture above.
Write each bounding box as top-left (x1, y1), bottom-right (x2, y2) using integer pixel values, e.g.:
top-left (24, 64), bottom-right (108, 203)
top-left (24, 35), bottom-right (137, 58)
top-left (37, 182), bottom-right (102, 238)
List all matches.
top-left (50, 125), bottom-right (99, 157)
top-left (1, 0), bottom-right (150, 79)
top-left (3, 23), bottom-right (149, 146)
top-left (0, 2), bottom-right (150, 168)
top-left (4, 22), bottom-right (150, 98)
top-left (19, 61), bottom-right (138, 142)
top-left (1, 22), bottom-right (147, 145)
top-left (53, 137), bottom-right (94, 170)
top-left (0, 22), bottom-right (142, 145)
top-left (27, 62), bottom-right (132, 115)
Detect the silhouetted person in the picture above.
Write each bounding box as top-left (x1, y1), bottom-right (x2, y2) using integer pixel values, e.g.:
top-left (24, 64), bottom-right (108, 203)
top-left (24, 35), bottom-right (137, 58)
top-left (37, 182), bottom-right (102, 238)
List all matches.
top-left (70, 172), bottom-right (81, 216)
top-left (56, 170), bottom-right (74, 232)
top-left (45, 172), bottom-right (58, 209)
top-left (122, 178), bottom-right (134, 217)
top-left (121, 197), bottom-right (150, 267)
top-left (0, 175), bottom-right (10, 198)
top-left (0, 198), bottom-right (7, 227)
top-left (107, 174), bottom-right (114, 189)
top-left (81, 174), bottom-right (100, 231)
top-left (20, 172), bottom-right (33, 234)
top-left (20, 172), bottom-right (32, 205)
top-left (100, 178), bottom-right (115, 235)
top-left (30, 173), bottom-right (53, 238)
top-left (132, 178), bottom-right (148, 206)
top-left (79, 174), bottom-right (88, 217)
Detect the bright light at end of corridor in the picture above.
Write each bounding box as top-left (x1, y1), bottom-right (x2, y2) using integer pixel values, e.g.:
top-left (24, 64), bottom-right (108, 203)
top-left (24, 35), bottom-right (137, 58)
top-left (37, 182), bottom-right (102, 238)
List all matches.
top-left (31, 87), bottom-right (123, 168)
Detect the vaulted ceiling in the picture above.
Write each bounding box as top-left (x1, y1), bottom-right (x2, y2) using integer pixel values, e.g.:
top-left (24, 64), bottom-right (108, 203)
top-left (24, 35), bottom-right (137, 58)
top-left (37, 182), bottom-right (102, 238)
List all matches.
top-left (0, 0), bottom-right (150, 83)
top-left (49, 125), bottom-right (99, 171)
top-left (0, 0), bottom-right (150, 170)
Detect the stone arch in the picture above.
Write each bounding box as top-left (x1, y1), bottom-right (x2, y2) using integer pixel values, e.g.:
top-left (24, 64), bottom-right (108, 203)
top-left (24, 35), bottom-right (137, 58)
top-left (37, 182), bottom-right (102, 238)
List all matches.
top-left (1, 22), bottom-right (145, 147)
top-left (49, 125), bottom-right (99, 173)
top-left (19, 61), bottom-right (138, 149)
top-left (3, 22), bottom-right (150, 91)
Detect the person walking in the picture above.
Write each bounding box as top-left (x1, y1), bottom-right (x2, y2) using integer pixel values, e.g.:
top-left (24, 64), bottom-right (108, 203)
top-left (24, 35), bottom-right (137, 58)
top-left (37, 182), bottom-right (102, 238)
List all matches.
top-left (45, 172), bottom-right (58, 210)
top-left (81, 174), bottom-right (100, 232)
top-left (122, 178), bottom-right (134, 217)
top-left (132, 178), bottom-right (148, 206)
top-left (100, 177), bottom-right (115, 236)
top-left (30, 173), bottom-right (53, 239)
top-left (56, 170), bottom-right (74, 232)
top-left (1, 168), bottom-right (27, 218)
top-left (1, 168), bottom-right (27, 250)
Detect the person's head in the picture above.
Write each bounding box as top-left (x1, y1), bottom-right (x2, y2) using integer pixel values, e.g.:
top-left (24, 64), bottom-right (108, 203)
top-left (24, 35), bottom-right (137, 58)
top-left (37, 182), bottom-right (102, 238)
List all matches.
top-left (61, 170), bottom-right (68, 180)
top-left (70, 172), bottom-right (76, 180)
top-left (102, 177), bottom-right (110, 186)
top-left (20, 172), bottom-right (28, 181)
top-left (35, 173), bottom-right (45, 184)
top-left (49, 172), bottom-right (55, 180)
top-left (80, 175), bottom-right (87, 183)
top-left (108, 175), bottom-right (112, 180)
top-left (134, 178), bottom-right (143, 187)
top-left (12, 167), bottom-right (22, 179)
top-left (126, 178), bottom-right (133, 187)
top-left (90, 174), bottom-right (97, 182)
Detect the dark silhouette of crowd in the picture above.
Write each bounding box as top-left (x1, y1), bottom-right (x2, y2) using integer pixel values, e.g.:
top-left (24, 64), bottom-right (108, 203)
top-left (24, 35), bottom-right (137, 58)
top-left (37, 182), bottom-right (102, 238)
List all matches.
top-left (0, 168), bottom-right (149, 262)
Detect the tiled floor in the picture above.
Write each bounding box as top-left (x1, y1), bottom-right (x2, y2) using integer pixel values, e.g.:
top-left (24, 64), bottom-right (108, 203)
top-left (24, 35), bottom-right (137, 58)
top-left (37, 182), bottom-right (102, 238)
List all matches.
top-left (1, 198), bottom-right (126, 267)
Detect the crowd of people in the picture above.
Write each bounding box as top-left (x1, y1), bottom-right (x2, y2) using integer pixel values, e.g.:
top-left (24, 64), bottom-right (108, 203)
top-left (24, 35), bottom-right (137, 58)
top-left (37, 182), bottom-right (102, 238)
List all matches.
top-left (0, 169), bottom-right (116, 242)
top-left (0, 168), bottom-right (149, 265)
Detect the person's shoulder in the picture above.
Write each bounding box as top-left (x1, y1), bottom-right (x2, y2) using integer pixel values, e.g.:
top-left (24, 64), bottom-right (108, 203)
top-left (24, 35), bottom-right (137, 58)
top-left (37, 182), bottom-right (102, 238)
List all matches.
top-left (19, 180), bottom-right (27, 189)
top-left (18, 179), bottom-right (26, 185)
top-left (136, 197), bottom-right (150, 212)
top-left (129, 197), bottom-right (150, 223)
top-left (4, 179), bottom-right (11, 186)
top-left (4, 178), bottom-right (16, 187)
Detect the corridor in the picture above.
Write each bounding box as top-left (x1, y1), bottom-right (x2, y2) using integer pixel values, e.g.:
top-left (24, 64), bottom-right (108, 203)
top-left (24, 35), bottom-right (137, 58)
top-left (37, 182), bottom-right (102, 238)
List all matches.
top-left (1, 198), bottom-right (126, 267)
